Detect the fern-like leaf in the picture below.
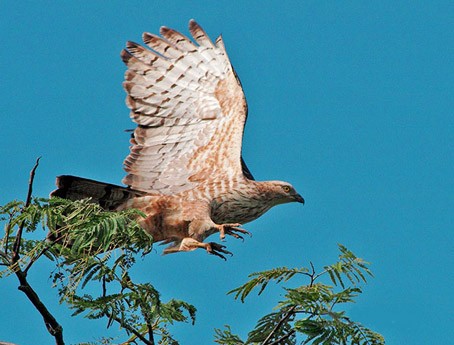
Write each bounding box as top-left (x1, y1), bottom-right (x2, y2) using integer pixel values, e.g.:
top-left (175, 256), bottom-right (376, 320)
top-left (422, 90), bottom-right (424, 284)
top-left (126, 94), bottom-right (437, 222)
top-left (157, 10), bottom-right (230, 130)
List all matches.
top-left (228, 267), bottom-right (309, 302)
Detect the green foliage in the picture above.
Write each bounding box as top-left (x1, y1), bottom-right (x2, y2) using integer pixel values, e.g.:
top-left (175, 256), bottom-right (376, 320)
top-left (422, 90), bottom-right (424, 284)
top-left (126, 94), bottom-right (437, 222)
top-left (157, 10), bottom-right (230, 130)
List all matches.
top-left (228, 266), bottom-right (309, 302)
top-left (324, 244), bottom-right (372, 289)
top-left (214, 326), bottom-right (245, 345)
top-left (0, 197), bottom-right (196, 344)
top-left (215, 245), bottom-right (384, 345)
top-left (1, 195), bottom-right (384, 345)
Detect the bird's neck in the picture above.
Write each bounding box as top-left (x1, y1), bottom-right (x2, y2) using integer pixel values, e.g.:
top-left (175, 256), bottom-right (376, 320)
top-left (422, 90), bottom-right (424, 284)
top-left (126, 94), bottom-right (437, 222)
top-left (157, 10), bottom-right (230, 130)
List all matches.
top-left (209, 179), bottom-right (279, 224)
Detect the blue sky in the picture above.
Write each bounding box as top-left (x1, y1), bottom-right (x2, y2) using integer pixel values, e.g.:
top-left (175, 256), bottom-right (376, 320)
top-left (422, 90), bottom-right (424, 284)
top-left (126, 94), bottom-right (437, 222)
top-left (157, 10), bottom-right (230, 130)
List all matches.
top-left (1, 1), bottom-right (453, 344)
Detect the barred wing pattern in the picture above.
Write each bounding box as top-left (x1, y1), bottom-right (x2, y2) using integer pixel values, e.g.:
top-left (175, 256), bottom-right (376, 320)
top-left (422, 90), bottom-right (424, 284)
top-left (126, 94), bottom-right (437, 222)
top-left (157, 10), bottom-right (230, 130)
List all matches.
top-left (121, 20), bottom-right (248, 194)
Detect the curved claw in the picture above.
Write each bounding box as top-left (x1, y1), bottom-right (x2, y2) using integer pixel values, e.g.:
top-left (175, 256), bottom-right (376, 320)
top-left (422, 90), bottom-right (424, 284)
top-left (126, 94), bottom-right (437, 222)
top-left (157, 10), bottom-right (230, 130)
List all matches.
top-left (207, 242), bottom-right (233, 260)
top-left (225, 230), bottom-right (245, 241)
top-left (230, 226), bottom-right (252, 238)
top-left (218, 223), bottom-right (252, 240)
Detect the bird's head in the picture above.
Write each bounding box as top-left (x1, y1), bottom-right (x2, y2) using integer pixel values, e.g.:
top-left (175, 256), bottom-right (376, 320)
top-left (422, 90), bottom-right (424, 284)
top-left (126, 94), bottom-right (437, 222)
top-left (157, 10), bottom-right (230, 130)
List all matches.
top-left (261, 181), bottom-right (305, 206)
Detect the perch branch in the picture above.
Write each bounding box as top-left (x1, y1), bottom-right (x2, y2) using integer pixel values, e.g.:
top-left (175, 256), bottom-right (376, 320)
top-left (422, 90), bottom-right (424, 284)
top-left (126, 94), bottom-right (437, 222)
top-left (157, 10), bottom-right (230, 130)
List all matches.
top-left (9, 158), bottom-right (65, 345)
top-left (12, 156), bottom-right (41, 263)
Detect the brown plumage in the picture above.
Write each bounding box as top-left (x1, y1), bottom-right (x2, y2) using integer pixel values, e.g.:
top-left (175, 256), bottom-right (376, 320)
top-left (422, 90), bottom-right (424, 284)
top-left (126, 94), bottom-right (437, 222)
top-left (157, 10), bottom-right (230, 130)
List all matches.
top-left (51, 20), bottom-right (304, 259)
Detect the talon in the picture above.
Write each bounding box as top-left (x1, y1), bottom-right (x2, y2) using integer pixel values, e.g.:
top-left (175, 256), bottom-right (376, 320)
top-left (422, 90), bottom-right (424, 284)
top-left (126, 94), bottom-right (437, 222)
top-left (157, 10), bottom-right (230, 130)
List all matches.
top-left (217, 223), bottom-right (251, 241)
top-left (230, 226), bottom-right (252, 237)
top-left (207, 242), bottom-right (233, 260)
top-left (225, 230), bottom-right (244, 241)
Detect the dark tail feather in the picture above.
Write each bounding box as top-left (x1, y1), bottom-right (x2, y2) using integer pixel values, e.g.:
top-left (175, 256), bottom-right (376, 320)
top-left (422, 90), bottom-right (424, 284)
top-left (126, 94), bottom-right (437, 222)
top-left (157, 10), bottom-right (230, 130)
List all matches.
top-left (50, 175), bottom-right (145, 210)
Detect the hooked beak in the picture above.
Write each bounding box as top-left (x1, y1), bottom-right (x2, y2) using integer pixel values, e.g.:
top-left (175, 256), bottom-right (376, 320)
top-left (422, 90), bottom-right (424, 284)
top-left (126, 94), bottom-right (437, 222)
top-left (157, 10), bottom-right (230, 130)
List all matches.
top-left (294, 193), bottom-right (305, 204)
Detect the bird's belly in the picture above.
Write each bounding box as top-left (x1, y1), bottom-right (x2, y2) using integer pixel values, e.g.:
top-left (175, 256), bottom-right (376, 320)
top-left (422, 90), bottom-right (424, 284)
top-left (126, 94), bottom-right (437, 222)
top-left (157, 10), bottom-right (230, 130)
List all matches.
top-left (124, 195), bottom-right (191, 242)
top-left (139, 212), bottom-right (190, 242)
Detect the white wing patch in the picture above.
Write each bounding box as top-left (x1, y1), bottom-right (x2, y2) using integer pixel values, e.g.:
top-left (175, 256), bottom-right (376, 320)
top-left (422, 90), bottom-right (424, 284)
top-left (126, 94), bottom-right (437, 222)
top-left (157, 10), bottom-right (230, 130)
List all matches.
top-left (121, 20), bottom-right (247, 194)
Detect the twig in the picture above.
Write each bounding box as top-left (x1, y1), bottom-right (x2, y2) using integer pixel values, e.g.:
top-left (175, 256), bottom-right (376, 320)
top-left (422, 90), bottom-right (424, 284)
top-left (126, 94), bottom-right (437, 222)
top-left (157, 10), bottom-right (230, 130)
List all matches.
top-left (0, 250), bottom-right (9, 262)
top-left (9, 158), bottom-right (65, 345)
top-left (262, 305), bottom-right (297, 345)
top-left (12, 156), bottom-right (41, 263)
top-left (301, 262), bottom-right (320, 286)
top-left (106, 313), bottom-right (154, 345)
top-left (3, 213), bottom-right (14, 255)
top-left (309, 261), bottom-right (316, 286)
top-left (312, 269), bottom-right (328, 283)
top-left (267, 329), bottom-right (296, 345)
top-left (349, 319), bottom-right (374, 345)
top-left (102, 275), bottom-right (107, 297)
top-left (23, 246), bottom-right (50, 274)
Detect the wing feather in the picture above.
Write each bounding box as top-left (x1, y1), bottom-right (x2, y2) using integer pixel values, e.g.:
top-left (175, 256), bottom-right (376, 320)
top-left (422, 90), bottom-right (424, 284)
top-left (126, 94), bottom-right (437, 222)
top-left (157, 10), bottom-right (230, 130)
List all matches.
top-left (122, 20), bottom-right (250, 194)
top-left (160, 26), bottom-right (198, 51)
top-left (142, 33), bottom-right (182, 58)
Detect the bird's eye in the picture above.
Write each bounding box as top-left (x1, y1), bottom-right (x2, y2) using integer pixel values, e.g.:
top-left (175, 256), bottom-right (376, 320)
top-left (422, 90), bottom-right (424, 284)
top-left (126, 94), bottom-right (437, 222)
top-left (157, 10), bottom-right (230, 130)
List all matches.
top-left (282, 186), bottom-right (291, 193)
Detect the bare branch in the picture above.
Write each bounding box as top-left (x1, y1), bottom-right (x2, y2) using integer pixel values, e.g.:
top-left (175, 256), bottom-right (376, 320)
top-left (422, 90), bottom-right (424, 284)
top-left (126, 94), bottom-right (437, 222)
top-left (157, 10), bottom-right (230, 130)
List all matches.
top-left (7, 158), bottom-right (65, 345)
top-left (12, 156), bottom-right (41, 263)
top-left (147, 321), bottom-right (155, 345)
top-left (16, 271), bottom-right (64, 345)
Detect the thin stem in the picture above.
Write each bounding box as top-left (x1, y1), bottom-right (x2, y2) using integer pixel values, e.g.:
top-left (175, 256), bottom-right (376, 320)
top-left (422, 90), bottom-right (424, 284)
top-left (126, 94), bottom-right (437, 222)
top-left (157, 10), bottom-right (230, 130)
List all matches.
top-left (313, 269), bottom-right (328, 282)
top-left (3, 213), bottom-right (14, 255)
top-left (12, 157), bottom-right (41, 263)
top-left (9, 158), bottom-right (65, 345)
top-left (309, 261), bottom-right (316, 286)
top-left (0, 250), bottom-right (10, 262)
top-left (267, 329), bottom-right (296, 345)
top-left (310, 261), bottom-right (315, 275)
top-left (23, 246), bottom-right (50, 274)
top-left (349, 319), bottom-right (373, 345)
top-left (262, 305), bottom-right (297, 345)
top-left (106, 313), bottom-right (154, 345)
top-left (102, 275), bottom-right (107, 297)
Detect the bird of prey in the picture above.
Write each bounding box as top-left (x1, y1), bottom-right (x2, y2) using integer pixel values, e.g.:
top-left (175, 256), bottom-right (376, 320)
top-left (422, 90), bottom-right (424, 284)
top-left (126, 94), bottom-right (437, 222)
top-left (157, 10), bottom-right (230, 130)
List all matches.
top-left (51, 20), bottom-right (304, 259)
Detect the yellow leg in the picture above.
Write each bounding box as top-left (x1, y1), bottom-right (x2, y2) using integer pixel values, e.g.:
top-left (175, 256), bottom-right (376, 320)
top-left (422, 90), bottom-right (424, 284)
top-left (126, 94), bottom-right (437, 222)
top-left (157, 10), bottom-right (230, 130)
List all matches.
top-left (163, 237), bottom-right (233, 260)
top-left (215, 223), bottom-right (251, 240)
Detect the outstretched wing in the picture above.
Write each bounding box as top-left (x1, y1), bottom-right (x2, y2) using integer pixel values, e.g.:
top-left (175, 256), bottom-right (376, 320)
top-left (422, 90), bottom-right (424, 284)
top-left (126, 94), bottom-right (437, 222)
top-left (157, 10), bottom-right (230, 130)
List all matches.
top-left (121, 20), bottom-right (250, 194)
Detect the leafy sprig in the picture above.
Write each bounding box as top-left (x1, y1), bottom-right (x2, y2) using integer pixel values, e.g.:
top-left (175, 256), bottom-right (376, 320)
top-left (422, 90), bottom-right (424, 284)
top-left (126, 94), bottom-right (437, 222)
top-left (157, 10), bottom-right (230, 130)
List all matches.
top-left (215, 245), bottom-right (384, 345)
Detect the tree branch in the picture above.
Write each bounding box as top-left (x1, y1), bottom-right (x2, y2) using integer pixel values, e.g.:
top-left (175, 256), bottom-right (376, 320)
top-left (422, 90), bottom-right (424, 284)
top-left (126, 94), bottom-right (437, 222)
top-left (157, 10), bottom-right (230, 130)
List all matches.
top-left (16, 270), bottom-right (64, 345)
top-left (147, 321), bottom-right (155, 345)
top-left (8, 158), bottom-right (65, 345)
top-left (12, 156), bottom-right (41, 263)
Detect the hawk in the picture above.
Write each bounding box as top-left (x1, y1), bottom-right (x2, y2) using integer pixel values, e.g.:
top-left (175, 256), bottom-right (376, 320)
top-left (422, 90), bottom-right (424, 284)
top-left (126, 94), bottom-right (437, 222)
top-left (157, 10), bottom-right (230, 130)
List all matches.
top-left (52, 20), bottom-right (304, 259)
